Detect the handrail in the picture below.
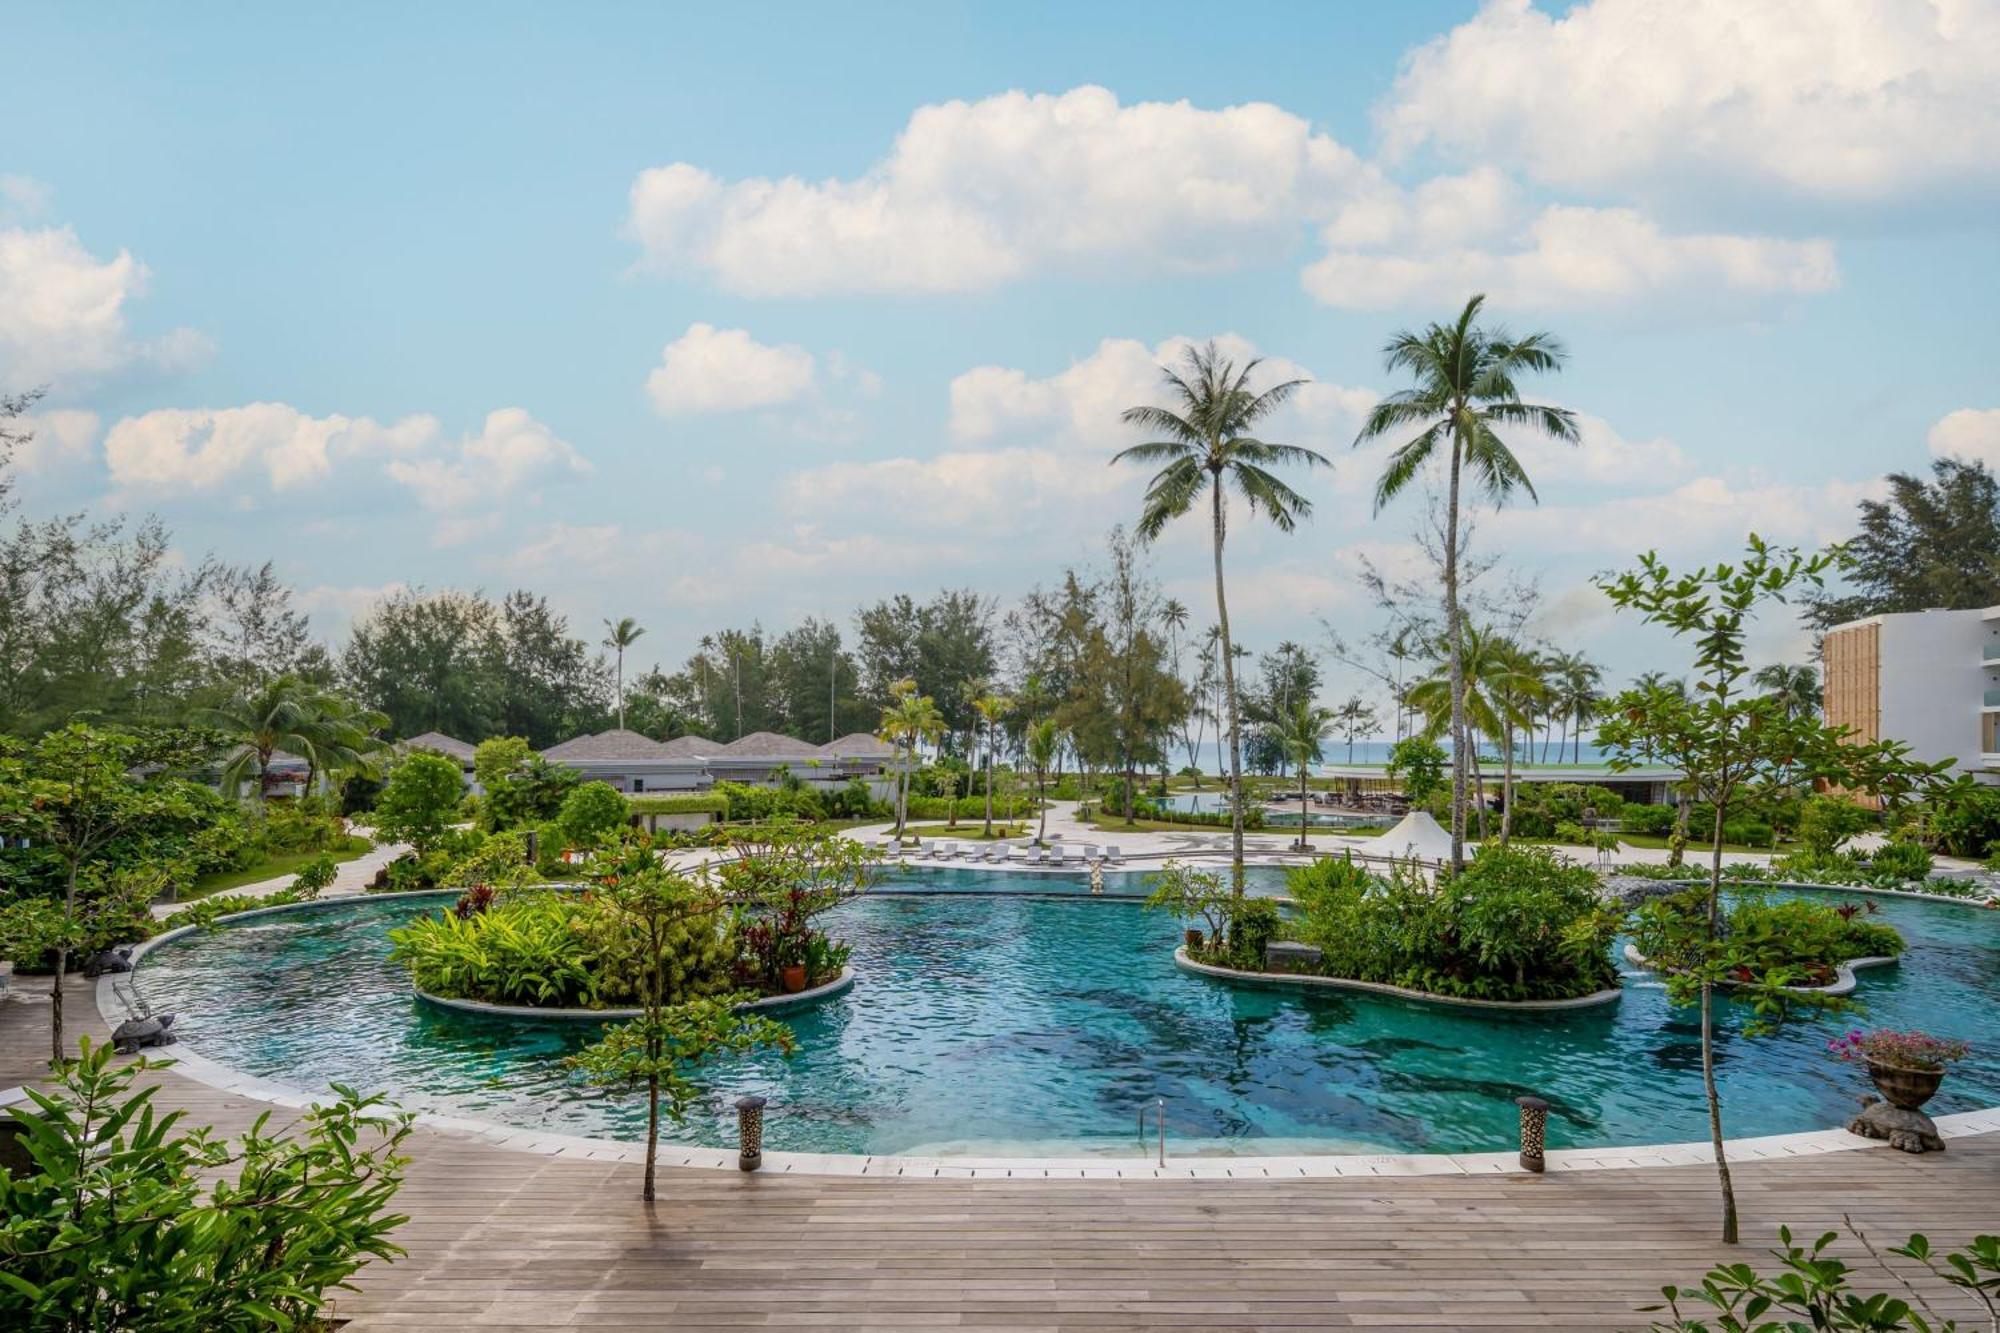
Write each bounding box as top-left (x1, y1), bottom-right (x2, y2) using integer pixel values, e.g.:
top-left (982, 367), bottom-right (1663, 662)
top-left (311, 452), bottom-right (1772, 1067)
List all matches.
top-left (1137, 1097), bottom-right (1165, 1167)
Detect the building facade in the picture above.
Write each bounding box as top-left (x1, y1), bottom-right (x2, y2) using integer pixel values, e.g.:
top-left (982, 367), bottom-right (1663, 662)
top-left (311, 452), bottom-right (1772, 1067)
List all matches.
top-left (1822, 607), bottom-right (2000, 800)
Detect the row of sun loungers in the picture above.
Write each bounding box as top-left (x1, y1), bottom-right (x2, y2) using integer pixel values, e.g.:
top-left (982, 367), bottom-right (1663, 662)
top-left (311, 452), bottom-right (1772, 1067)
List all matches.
top-left (880, 839), bottom-right (1124, 867)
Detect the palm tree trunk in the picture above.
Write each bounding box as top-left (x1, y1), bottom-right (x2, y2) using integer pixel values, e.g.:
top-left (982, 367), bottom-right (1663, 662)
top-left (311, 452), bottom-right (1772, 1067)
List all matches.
top-left (983, 725), bottom-right (994, 837)
top-left (1210, 481), bottom-right (1245, 896)
top-left (616, 647), bottom-right (626, 731)
top-left (1444, 439), bottom-right (1468, 873)
top-left (1500, 718), bottom-right (1516, 845)
top-left (1704, 802), bottom-right (1737, 1243)
top-left (1298, 764), bottom-right (1310, 852)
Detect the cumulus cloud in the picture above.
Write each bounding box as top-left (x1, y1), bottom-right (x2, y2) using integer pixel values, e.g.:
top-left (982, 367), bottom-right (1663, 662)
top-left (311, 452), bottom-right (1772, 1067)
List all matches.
top-left (949, 333), bottom-right (1375, 453)
top-left (626, 85), bottom-right (1368, 296)
top-left (1303, 199), bottom-right (1836, 311)
top-left (1487, 473), bottom-right (1881, 559)
top-left (1927, 408), bottom-right (2000, 468)
top-left (1378, 0), bottom-right (2000, 205)
top-left (7, 408), bottom-right (100, 473)
top-left (0, 225), bottom-right (209, 385)
top-left (645, 322), bottom-right (819, 416)
top-left (102, 403), bottom-right (587, 538)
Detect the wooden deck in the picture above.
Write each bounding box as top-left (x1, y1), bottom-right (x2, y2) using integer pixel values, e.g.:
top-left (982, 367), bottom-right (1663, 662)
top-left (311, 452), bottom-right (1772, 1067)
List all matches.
top-left (4, 979), bottom-right (1995, 1331)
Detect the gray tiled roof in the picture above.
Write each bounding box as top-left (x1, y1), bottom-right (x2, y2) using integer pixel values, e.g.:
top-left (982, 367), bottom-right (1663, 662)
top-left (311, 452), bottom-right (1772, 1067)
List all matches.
top-left (540, 729), bottom-right (681, 763)
top-left (656, 734), bottom-right (719, 759)
top-left (400, 731), bottom-right (477, 762)
top-left (821, 732), bottom-right (895, 759)
top-left (714, 730), bottom-right (828, 759)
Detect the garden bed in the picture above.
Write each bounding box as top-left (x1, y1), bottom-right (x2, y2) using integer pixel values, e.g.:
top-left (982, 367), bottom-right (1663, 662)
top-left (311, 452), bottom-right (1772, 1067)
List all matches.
top-left (1621, 943), bottom-right (1898, 997)
top-left (1174, 947), bottom-right (1622, 1011)
top-left (411, 967), bottom-right (855, 1020)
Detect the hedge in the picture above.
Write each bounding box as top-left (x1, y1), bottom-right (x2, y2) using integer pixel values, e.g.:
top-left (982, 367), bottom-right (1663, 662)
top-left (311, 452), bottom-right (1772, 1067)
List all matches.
top-left (626, 793), bottom-right (729, 816)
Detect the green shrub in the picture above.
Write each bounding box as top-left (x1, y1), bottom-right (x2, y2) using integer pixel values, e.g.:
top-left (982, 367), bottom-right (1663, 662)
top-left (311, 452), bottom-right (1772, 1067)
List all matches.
top-left (0, 1040), bottom-right (412, 1331)
top-left (472, 737), bottom-right (579, 832)
top-left (1225, 898), bottom-right (1281, 969)
top-left (626, 793), bottom-right (729, 817)
top-left (1867, 839), bottom-right (1932, 882)
top-left (290, 851), bottom-right (339, 897)
top-left (371, 752), bottom-right (465, 854)
top-left (1285, 846), bottom-right (1619, 1002)
top-left (1632, 887), bottom-right (1904, 986)
top-left (556, 781), bottom-right (630, 847)
top-left (1797, 793), bottom-right (1872, 856)
top-left (1926, 782), bottom-right (2000, 858)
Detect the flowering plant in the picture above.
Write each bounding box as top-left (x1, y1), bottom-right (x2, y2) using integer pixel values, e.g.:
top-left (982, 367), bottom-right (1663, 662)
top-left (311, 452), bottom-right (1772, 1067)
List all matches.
top-left (1827, 1029), bottom-right (1969, 1072)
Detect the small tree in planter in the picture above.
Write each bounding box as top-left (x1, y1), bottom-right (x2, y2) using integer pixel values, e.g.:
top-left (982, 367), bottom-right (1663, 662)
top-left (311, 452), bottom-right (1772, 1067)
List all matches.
top-left (570, 843), bottom-right (794, 1202)
top-left (1145, 860), bottom-right (1233, 956)
top-left (1596, 537), bottom-right (1948, 1244)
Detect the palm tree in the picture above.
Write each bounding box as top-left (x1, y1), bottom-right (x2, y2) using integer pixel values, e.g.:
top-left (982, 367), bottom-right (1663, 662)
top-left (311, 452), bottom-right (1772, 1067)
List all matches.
top-left (968, 687), bottom-right (1011, 837)
top-left (1356, 294), bottom-right (1578, 872)
top-left (1406, 627), bottom-right (1539, 843)
top-left (198, 675), bottom-right (321, 803)
top-left (1333, 695), bottom-right (1377, 764)
top-left (603, 617), bottom-right (646, 731)
top-left (1025, 718), bottom-right (1061, 846)
top-left (1557, 652), bottom-right (1604, 764)
top-left (1114, 341), bottom-right (1329, 894)
top-left (1278, 700), bottom-right (1335, 851)
top-left (879, 678), bottom-right (943, 841)
top-left (1753, 663), bottom-right (1819, 722)
top-left (298, 689), bottom-right (389, 796)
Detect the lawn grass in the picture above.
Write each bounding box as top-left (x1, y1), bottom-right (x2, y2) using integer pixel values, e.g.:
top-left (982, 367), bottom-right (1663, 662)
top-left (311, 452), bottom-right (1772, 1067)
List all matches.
top-left (182, 835), bottom-right (373, 900)
top-left (898, 822), bottom-right (1027, 840)
top-left (1078, 812), bottom-right (1384, 838)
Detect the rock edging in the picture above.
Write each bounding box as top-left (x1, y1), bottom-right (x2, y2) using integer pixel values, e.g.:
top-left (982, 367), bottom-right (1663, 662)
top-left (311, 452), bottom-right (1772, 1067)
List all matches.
top-left (1621, 943), bottom-right (1897, 997)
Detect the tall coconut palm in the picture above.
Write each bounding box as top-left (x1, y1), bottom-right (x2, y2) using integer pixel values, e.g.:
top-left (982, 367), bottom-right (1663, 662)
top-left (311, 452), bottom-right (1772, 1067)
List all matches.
top-left (1406, 627), bottom-right (1539, 843)
top-left (603, 617), bottom-right (645, 731)
top-left (1025, 718), bottom-right (1061, 846)
top-left (1356, 295), bottom-right (1577, 872)
top-left (198, 675), bottom-right (322, 802)
top-left (1278, 699), bottom-right (1335, 851)
top-left (879, 678), bottom-right (943, 840)
top-left (1753, 662), bottom-right (1819, 722)
top-left (1556, 651), bottom-right (1604, 763)
top-left (969, 688), bottom-right (1011, 837)
top-left (299, 689), bottom-right (390, 796)
top-left (1114, 341), bottom-right (1329, 894)
top-left (1333, 695), bottom-right (1377, 764)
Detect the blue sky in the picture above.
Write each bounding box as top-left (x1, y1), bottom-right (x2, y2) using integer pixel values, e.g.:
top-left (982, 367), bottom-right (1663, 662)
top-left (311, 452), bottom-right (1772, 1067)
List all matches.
top-left (6, 0), bottom-right (1997, 702)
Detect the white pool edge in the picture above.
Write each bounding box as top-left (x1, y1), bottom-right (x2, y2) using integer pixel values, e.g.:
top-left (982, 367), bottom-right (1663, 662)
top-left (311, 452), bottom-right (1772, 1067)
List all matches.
top-left (91, 885), bottom-right (2000, 1181)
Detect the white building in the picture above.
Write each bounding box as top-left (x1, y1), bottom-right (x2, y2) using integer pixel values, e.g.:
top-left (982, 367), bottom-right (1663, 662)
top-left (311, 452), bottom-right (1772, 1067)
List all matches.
top-left (1822, 607), bottom-right (2000, 794)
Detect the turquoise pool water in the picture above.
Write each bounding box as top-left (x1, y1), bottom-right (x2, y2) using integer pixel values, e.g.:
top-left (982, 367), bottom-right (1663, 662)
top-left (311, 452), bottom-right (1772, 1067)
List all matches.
top-left (132, 871), bottom-right (2000, 1158)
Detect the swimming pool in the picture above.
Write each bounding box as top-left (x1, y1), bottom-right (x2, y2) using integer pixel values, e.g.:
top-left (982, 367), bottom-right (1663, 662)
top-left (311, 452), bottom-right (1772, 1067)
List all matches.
top-left (131, 869), bottom-right (2000, 1158)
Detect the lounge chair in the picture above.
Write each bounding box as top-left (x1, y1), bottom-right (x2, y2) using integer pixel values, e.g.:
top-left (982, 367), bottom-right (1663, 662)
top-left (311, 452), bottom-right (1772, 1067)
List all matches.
top-left (1104, 845), bottom-right (1123, 864)
top-left (983, 844), bottom-right (1004, 863)
top-left (917, 839), bottom-right (935, 859)
top-left (1026, 847), bottom-right (1047, 866)
top-left (1062, 845), bottom-right (1085, 867)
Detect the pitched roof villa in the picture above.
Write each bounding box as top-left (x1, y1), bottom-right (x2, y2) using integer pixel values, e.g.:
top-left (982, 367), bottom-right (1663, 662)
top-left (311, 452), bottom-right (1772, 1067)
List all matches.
top-left (398, 727), bottom-right (897, 795)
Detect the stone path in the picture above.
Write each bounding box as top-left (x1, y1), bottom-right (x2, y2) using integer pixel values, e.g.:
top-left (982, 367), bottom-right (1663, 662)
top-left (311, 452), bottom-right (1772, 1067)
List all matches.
top-left (149, 829), bottom-right (409, 919)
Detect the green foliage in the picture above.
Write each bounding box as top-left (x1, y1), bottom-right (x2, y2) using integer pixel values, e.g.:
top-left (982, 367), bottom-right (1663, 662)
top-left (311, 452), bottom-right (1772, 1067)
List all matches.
top-left (1868, 839), bottom-right (1933, 882)
top-left (555, 781), bottom-right (631, 847)
top-left (1642, 1223), bottom-right (2000, 1331)
top-left (1224, 897), bottom-right (1281, 969)
top-left (1386, 736), bottom-right (1446, 804)
top-left (1286, 847), bottom-right (1620, 1002)
top-left (1144, 860), bottom-right (1233, 945)
top-left (370, 751), bottom-right (465, 854)
top-left (388, 888), bottom-right (739, 1008)
top-left (288, 850), bottom-right (338, 897)
top-left (157, 884), bottom-right (322, 932)
top-left (626, 793), bottom-right (729, 817)
top-left (1798, 794), bottom-right (1874, 856)
top-left (1633, 889), bottom-right (1903, 993)
top-left (0, 1039), bottom-right (412, 1332)
top-left (472, 736), bottom-right (580, 832)
top-left (1923, 780), bottom-right (2000, 858)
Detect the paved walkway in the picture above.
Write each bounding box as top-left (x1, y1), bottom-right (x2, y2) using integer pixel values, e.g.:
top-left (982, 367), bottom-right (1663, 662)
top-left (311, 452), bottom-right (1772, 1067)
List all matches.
top-left (150, 827), bottom-right (409, 919)
top-left (2, 982), bottom-right (1993, 1331)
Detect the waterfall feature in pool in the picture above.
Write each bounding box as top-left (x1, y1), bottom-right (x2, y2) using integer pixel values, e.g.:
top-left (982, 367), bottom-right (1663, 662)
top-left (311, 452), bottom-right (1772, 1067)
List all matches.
top-left (132, 872), bottom-right (2000, 1158)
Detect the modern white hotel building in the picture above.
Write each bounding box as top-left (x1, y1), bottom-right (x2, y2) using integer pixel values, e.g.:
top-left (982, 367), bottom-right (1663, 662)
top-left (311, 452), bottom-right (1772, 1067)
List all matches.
top-left (1822, 607), bottom-right (2000, 800)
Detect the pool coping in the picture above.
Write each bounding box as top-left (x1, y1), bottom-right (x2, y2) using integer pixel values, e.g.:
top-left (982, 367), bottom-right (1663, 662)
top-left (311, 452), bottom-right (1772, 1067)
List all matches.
top-left (93, 885), bottom-right (2000, 1181)
top-left (1173, 947), bottom-right (1625, 1010)
top-left (1616, 876), bottom-right (2000, 909)
top-left (1622, 943), bottom-right (1899, 998)
top-left (411, 968), bottom-right (855, 1020)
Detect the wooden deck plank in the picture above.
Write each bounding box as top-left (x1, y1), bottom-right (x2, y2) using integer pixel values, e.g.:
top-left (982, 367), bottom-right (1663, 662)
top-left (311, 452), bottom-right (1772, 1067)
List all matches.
top-left (2, 980), bottom-right (1993, 1331)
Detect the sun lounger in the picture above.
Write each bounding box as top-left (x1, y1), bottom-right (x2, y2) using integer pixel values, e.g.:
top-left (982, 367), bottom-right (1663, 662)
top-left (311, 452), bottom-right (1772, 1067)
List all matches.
top-left (1104, 845), bottom-right (1123, 864)
top-left (984, 844), bottom-right (1004, 863)
top-left (1063, 845), bottom-right (1085, 867)
top-left (918, 839), bottom-right (936, 859)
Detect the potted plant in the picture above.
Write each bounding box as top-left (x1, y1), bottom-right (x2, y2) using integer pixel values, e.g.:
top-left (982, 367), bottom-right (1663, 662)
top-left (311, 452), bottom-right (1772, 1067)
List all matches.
top-left (1828, 1029), bottom-right (1970, 1110)
top-left (1184, 928), bottom-right (1204, 953)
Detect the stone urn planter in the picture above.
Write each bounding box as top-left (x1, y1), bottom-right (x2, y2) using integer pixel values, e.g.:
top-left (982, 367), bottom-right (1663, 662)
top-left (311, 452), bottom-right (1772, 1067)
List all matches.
top-left (780, 964), bottom-right (808, 994)
top-left (1867, 1061), bottom-right (1944, 1111)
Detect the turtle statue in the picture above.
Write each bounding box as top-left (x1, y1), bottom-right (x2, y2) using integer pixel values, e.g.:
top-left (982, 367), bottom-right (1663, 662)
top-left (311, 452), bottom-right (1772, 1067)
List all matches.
top-left (111, 1012), bottom-right (177, 1055)
top-left (80, 947), bottom-right (134, 978)
top-left (1848, 1095), bottom-right (1945, 1154)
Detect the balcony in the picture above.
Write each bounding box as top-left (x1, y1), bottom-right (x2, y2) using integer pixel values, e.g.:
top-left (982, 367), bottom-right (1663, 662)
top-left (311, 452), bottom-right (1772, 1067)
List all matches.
top-left (1984, 643), bottom-right (2000, 661)
top-left (1985, 689), bottom-right (2000, 708)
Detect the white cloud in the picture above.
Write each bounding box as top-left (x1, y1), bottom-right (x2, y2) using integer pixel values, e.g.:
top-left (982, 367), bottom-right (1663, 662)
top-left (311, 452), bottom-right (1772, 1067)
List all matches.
top-left (1487, 473), bottom-right (1881, 558)
top-left (950, 333), bottom-right (1375, 454)
top-left (102, 403), bottom-right (587, 533)
top-left (1927, 408), bottom-right (2000, 468)
top-left (1378, 0), bottom-right (2000, 205)
top-left (7, 408), bottom-right (100, 473)
top-left (645, 323), bottom-right (819, 416)
top-left (1514, 411), bottom-right (1688, 488)
top-left (0, 176), bottom-right (52, 222)
top-left (626, 85), bottom-right (1368, 296)
top-left (784, 446), bottom-right (1132, 538)
top-left (1303, 201), bottom-right (1836, 311)
top-left (0, 225), bottom-right (209, 385)
top-left (104, 403), bottom-right (434, 496)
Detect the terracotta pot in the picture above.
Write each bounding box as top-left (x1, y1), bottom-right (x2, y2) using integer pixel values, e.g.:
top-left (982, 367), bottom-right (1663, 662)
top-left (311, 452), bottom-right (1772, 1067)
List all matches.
top-left (780, 964), bottom-right (808, 994)
top-left (1184, 929), bottom-right (1204, 952)
top-left (1868, 1061), bottom-right (1944, 1111)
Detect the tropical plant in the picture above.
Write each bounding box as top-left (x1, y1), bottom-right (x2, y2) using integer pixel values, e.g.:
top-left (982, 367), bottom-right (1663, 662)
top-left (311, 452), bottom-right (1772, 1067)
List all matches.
top-left (1025, 718), bottom-right (1061, 845)
top-left (1277, 699), bottom-right (1334, 849)
top-left (969, 688), bottom-right (1011, 837)
top-left (0, 1039), bottom-right (412, 1332)
top-left (1114, 340), bottom-right (1329, 894)
top-left (195, 674), bottom-right (322, 802)
top-left (1754, 661), bottom-right (1821, 722)
top-left (1596, 538), bottom-right (1949, 1244)
top-left (1386, 735), bottom-right (1447, 804)
top-left (1332, 694), bottom-right (1377, 764)
top-left (879, 677), bottom-right (944, 840)
top-left (555, 779), bottom-right (631, 849)
top-left (603, 615), bottom-right (645, 730)
top-left (1827, 1029), bottom-right (1969, 1072)
top-left (564, 860), bottom-right (793, 1202)
top-left (370, 750), bottom-right (466, 856)
top-left (1405, 625), bottom-right (1542, 842)
top-left (1356, 294), bottom-right (1578, 870)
